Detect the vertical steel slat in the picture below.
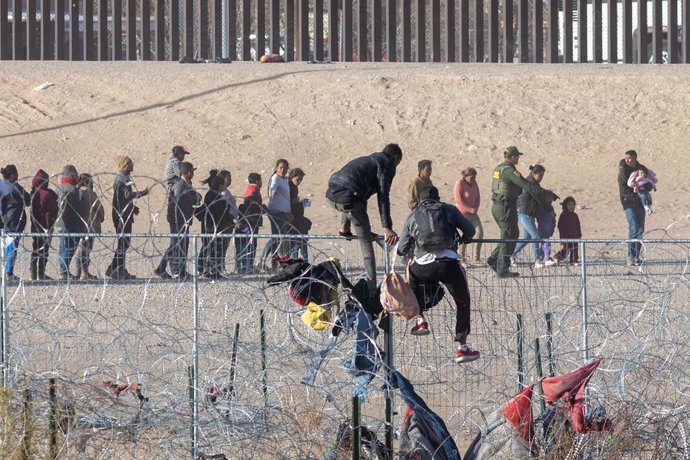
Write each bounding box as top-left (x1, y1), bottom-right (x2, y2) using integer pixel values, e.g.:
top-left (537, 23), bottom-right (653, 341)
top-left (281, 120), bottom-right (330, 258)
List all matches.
top-left (126, 0), bottom-right (136, 59)
top-left (228, 0), bottom-right (237, 60)
top-left (27, 0), bottom-right (38, 59)
top-left (328, 0), bottom-right (338, 61)
top-left (183, 0), bottom-right (193, 57)
top-left (637, 0), bottom-right (648, 63)
top-left (241, 0), bottom-right (250, 59)
top-left (357, 0), bottom-right (367, 61)
top-left (372, 0), bottom-right (382, 61)
top-left (13, 0), bottom-right (24, 60)
top-left (622, 0), bottom-right (633, 62)
top-left (533, 0), bottom-right (543, 62)
top-left (199, 0), bottom-right (210, 59)
top-left (402, 0), bottom-right (411, 61)
top-left (386, 0), bottom-right (396, 61)
top-left (155, 0), bottom-right (165, 60)
top-left (256, 0), bottom-right (265, 59)
top-left (519, 0), bottom-right (528, 62)
top-left (548, 0), bottom-right (558, 62)
top-left (652, 0), bottom-right (663, 63)
top-left (0, 2), bottom-right (8, 59)
top-left (668, 0), bottom-right (678, 63)
top-left (683, 0), bottom-right (690, 62)
top-left (578, 0), bottom-right (588, 62)
top-left (446, 0), bottom-right (456, 62)
top-left (432, 0), bottom-right (440, 61)
top-left (140, 0), bottom-right (151, 60)
top-left (84, 0), bottom-right (95, 60)
top-left (315, 0), bottom-right (324, 60)
top-left (488, 0), bottom-right (499, 61)
top-left (57, 0), bottom-right (67, 60)
top-left (69, 0), bottom-right (79, 60)
top-left (298, 0), bottom-right (308, 60)
top-left (459, 0), bottom-right (469, 61)
top-left (608, 0), bottom-right (618, 63)
top-left (272, 0), bottom-right (282, 55)
top-left (474, 0), bottom-right (484, 61)
top-left (98, 0), bottom-right (108, 60)
top-left (416, 0), bottom-right (425, 61)
top-left (593, 0), bottom-right (603, 62)
top-left (503, 0), bottom-right (514, 62)
top-left (41, 0), bottom-right (53, 60)
top-left (343, 0), bottom-right (352, 61)
top-left (564, 0), bottom-right (573, 62)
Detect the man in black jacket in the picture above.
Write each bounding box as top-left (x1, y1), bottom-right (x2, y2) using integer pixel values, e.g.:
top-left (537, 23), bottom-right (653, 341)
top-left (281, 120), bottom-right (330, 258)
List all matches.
top-left (618, 149), bottom-right (646, 265)
top-left (326, 143), bottom-right (402, 297)
top-left (107, 156), bottom-right (149, 279)
top-left (155, 162), bottom-right (201, 279)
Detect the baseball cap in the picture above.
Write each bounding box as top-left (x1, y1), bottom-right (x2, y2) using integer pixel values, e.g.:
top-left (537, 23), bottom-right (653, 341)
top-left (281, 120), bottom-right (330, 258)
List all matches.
top-left (504, 146), bottom-right (524, 157)
top-left (172, 145), bottom-right (190, 157)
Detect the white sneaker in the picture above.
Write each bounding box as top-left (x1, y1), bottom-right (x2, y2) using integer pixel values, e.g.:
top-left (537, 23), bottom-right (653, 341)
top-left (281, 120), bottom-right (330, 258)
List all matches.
top-left (544, 258), bottom-right (558, 267)
top-left (534, 261), bottom-right (544, 269)
top-left (509, 256), bottom-right (517, 266)
top-left (644, 205), bottom-right (653, 215)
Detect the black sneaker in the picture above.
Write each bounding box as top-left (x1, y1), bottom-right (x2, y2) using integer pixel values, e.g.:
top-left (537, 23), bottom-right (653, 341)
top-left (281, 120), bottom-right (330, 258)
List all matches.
top-left (497, 271), bottom-right (520, 278)
top-left (154, 268), bottom-right (172, 279)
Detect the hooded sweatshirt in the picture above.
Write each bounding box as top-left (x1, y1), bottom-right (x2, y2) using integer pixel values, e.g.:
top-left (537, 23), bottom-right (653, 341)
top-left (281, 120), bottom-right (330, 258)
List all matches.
top-left (2, 179), bottom-right (31, 232)
top-left (30, 169), bottom-right (59, 232)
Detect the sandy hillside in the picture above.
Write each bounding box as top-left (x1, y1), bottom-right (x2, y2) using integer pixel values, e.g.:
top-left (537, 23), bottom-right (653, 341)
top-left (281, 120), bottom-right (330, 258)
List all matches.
top-left (1, 61), bottom-right (689, 239)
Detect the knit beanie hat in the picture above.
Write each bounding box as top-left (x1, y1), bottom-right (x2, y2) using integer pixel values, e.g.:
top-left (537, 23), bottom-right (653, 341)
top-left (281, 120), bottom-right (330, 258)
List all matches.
top-left (116, 155), bottom-right (132, 170)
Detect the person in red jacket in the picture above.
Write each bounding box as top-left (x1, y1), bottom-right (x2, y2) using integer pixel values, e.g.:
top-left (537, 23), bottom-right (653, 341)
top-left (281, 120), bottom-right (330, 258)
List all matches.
top-left (30, 169), bottom-right (59, 280)
top-left (551, 196), bottom-right (582, 265)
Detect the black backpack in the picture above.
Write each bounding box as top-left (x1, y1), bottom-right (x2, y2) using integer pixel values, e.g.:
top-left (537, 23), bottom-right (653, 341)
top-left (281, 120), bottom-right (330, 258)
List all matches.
top-left (414, 202), bottom-right (456, 251)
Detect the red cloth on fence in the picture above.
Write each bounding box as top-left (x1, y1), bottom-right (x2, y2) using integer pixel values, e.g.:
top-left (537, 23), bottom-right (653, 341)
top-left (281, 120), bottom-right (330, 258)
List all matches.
top-left (502, 385), bottom-right (535, 447)
top-left (541, 358), bottom-right (612, 433)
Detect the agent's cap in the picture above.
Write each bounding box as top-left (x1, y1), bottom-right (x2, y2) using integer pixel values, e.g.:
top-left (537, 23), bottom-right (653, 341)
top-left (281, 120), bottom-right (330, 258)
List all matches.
top-left (504, 146), bottom-right (524, 157)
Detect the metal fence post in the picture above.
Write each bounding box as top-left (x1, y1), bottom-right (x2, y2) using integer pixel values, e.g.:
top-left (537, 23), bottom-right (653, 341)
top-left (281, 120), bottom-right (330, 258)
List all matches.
top-left (516, 313), bottom-right (525, 391)
top-left (0, 230), bottom-right (7, 387)
top-left (191, 235), bottom-right (199, 459)
top-left (580, 240), bottom-right (590, 413)
top-left (383, 240), bottom-right (394, 455)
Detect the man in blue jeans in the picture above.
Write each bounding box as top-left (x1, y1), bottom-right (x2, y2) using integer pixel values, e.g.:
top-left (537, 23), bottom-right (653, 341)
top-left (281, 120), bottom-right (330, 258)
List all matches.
top-left (617, 150), bottom-right (646, 265)
top-left (55, 165), bottom-right (86, 280)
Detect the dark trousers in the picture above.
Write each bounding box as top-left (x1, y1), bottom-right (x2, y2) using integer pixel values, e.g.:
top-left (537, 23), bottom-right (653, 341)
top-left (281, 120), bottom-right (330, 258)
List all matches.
top-left (326, 195), bottom-right (377, 294)
top-left (408, 259), bottom-right (471, 344)
top-left (31, 234), bottom-right (51, 278)
top-left (488, 201), bottom-right (519, 274)
top-left (75, 236), bottom-right (94, 273)
top-left (198, 235), bottom-right (225, 274)
top-left (158, 222), bottom-right (189, 275)
top-left (109, 220), bottom-right (132, 273)
top-left (554, 242), bottom-right (579, 263)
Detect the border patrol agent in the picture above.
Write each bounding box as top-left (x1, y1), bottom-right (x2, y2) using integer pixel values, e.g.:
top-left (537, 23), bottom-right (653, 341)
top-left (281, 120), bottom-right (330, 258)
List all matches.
top-left (487, 146), bottom-right (544, 277)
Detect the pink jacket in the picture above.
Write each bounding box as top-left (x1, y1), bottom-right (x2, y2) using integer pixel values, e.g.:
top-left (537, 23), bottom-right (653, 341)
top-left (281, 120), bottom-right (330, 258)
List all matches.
top-left (454, 178), bottom-right (480, 215)
top-left (627, 168), bottom-right (658, 192)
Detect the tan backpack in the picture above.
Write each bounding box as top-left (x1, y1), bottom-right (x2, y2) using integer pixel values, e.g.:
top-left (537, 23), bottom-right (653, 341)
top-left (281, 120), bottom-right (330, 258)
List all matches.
top-left (380, 255), bottom-right (420, 320)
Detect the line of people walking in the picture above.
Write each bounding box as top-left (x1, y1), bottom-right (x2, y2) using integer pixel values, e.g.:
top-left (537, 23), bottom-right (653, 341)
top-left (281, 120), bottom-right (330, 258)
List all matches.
top-left (0, 144), bottom-right (654, 285)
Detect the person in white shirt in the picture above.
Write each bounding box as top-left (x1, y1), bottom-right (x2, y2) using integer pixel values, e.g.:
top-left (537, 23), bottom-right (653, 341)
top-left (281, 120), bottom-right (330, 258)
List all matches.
top-left (258, 159), bottom-right (292, 271)
top-left (397, 186), bottom-right (480, 364)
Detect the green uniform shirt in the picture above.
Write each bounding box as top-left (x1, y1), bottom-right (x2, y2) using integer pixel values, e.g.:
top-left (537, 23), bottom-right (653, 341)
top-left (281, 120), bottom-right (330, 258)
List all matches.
top-left (491, 161), bottom-right (540, 204)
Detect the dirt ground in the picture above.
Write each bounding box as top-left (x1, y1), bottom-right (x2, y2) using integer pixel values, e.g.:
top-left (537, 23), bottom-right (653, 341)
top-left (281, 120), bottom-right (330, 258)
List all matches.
top-left (1, 61), bottom-right (689, 239)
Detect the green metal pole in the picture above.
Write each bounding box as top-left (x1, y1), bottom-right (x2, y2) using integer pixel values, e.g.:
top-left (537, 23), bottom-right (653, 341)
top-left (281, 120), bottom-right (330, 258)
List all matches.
top-left (516, 314), bottom-right (525, 391)
top-left (49, 379), bottom-right (57, 460)
top-left (228, 322), bottom-right (240, 400)
top-left (533, 338), bottom-right (546, 414)
top-left (352, 395), bottom-right (361, 460)
top-left (260, 309), bottom-right (269, 416)
top-left (187, 365), bottom-right (195, 457)
top-left (545, 312), bottom-right (556, 377)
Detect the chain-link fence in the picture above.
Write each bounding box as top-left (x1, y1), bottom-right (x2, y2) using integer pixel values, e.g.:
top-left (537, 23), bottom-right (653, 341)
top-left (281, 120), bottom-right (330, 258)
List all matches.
top-left (1, 228), bottom-right (689, 458)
